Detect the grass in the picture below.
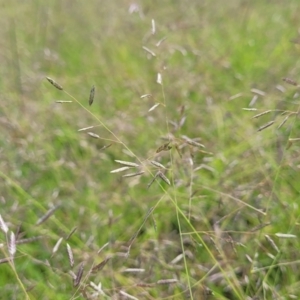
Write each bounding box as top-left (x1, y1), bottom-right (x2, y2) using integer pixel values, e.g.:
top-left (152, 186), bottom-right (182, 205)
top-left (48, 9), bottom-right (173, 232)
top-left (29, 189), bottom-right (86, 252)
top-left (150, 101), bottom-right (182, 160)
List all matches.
top-left (1, 0), bottom-right (300, 299)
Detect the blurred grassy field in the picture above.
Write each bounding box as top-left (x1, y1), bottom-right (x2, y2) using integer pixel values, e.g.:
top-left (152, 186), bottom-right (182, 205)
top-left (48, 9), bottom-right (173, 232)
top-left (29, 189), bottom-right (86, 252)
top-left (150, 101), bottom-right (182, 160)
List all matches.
top-left (1, 0), bottom-right (300, 299)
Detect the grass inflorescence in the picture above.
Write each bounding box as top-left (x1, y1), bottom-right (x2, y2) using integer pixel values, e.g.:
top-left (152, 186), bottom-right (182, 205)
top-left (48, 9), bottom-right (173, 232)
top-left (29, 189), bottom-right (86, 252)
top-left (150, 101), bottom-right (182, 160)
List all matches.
top-left (1, 1), bottom-right (300, 299)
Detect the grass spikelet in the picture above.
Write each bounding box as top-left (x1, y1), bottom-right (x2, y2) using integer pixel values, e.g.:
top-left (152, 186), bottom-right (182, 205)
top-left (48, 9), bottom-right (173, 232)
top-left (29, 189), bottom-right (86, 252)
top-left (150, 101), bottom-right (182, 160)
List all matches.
top-left (252, 110), bottom-right (272, 119)
top-left (110, 166), bottom-right (133, 173)
top-left (157, 73), bottom-right (162, 85)
top-left (157, 279), bottom-right (178, 285)
top-left (91, 257), bottom-right (111, 274)
top-left (258, 121), bottom-right (275, 132)
top-left (275, 233), bottom-right (297, 238)
top-left (56, 100), bottom-right (72, 103)
top-left (251, 88), bottom-right (265, 96)
top-left (66, 243), bottom-right (74, 268)
top-left (142, 46), bottom-right (156, 57)
top-left (36, 204), bottom-right (60, 225)
top-left (184, 139), bottom-right (205, 148)
top-left (73, 263), bottom-right (84, 287)
top-left (265, 235), bottom-right (280, 253)
top-left (9, 231), bottom-right (16, 257)
top-left (156, 37), bottom-right (167, 47)
top-left (16, 236), bottom-right (43, 244)
top-left (140, 94), bottom-right (152, 99)
top-left (97, 242), bottom-right (109, 254)
top-left (87, 132), bottom-right (100, 139)
top-left (46, 77), bottom-right (63, 90)
top-left (89, 85), bottom-right (95, 106)
top-left (119, 290), bottom-right (139, 300)
top-left (282, 77), bottom-right (297, 86)
top-left (99, 143), bottom-right (112, 151)
top-left (243, 108), bottom-right (258, 111)
top-left (115, 160), bottom-right (139, 167)
top-left (52, 237), bottom-right (63, 255)
top-left (156, 141), bottom-right (172, 153)
top-left (0, 258), bottom-right (11, 265)
top-left (122, 171), bottom-right (145, 178)
top-left (148, 103), bottom-right (160, 112)
top-left (0, 214), bottom-right (8, 234)
top-left (250, 222), bottom-right (271, 232)
top-left (89, 282), bottom-right (105, 295)
top-left (151, 19), bottom-right (155, 34)
top-left (158, 171), bottom-right (171, 185)
top-left (66, 227), bottom-right (77, 240)
top-left (277, 115), bottom-right (290, 129)
top-left (78, 126), bottom-right (95, 132)
top-left (150, 160), bottom-right (166, 169)
top-left (147, 172), bottom-right (159, 189)
top-left (287, 137), bottom-right (300, 149)
top-left (123, 268), bottom-right (145, 273)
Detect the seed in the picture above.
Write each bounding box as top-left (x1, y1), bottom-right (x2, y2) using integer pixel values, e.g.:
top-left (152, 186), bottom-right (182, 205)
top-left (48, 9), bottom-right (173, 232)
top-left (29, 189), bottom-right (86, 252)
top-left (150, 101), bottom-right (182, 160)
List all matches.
top-left (89, 85), bottom-right (95, 106)
top-left (46, 77), bottom-right (63, 90)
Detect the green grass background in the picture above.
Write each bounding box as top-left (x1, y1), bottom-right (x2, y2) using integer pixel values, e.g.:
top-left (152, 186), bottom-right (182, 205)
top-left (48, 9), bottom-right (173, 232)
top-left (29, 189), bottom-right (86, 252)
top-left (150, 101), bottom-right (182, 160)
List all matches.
top-left (1, 0), bottom-right (300, 299)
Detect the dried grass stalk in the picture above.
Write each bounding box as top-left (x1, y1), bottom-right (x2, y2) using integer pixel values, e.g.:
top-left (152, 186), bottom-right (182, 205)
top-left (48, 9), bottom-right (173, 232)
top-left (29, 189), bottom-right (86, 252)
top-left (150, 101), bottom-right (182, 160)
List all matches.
top-left (91, 257), bottom-right (111, 274)
top-left (115, 160), bottom-right (139, 167)
top-left (282, 77), bottom-right (297, 86)
top-left (258, 121), bottom-right (274, 132)
top-left (89, 85), bottom-right (95, 106)
top-left (46, 77), bottom-right (63, 90)
top-left (67, 243), bottom-right (74, 268)
top-left (36, 205), bottom-right (60, 225)
top-left (0, 214), bottom-right (8, 234)
top-left (74, 263), bottom-right (84, 287)
top-left (122, 171), bottom-right (145, 178)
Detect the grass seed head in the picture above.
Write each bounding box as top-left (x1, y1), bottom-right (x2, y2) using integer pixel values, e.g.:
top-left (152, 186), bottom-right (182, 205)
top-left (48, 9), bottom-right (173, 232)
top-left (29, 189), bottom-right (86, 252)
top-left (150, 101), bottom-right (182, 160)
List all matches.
top-left (46, 77), bottom-right (63, 90)
top-left (89, 85), bottom-right (95, 106)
